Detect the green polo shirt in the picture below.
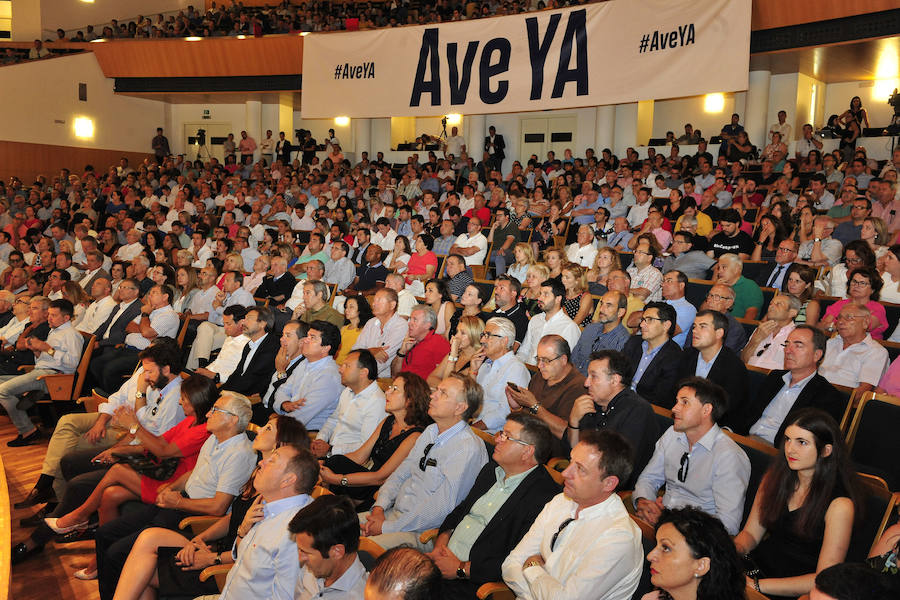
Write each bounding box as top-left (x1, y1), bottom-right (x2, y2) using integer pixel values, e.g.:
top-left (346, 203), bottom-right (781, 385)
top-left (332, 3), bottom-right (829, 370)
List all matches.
top-left (730, 275), bottom-right (763, 318)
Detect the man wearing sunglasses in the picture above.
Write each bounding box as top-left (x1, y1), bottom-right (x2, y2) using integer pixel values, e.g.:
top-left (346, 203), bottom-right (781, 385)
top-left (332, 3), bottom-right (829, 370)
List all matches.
top-left (633, 376), bottom-right (750, 535)
top-left (428, 414), bottom-right (559, 597)
top-left (360, 373), bottom-right (487, 552)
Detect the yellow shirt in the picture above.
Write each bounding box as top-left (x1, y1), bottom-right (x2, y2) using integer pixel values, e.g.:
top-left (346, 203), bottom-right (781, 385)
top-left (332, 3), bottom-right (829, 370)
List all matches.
top-left (675, 212), bottom-right (713, 237)
top-left (336, 325), bottom-right (362, 364)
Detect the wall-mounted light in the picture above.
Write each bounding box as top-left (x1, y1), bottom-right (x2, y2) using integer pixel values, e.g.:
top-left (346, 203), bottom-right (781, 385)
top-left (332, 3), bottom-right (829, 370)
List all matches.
top-left (334, 116), bottom-right (350, 127)
top-left (185, 36), bottom-right (202, 42)
top-left (703, 93), bottom-right (725, 113)
top-left (80, 0), bottom-right (95, 3)
top-left (445, 114), bottom-right (462, 126)
top-left (74, 117), bottom-right (94, 139)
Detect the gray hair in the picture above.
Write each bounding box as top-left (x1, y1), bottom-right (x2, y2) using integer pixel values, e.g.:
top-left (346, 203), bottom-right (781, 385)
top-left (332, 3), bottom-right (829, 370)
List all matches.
top-left (218, 391), bottom-right (252, 431)
top-left (680, 215), bottom-right (698, 227)
top-left (782, 293), bottom-right (802, 314)
top-left (132, 255), bottom-right (149, 268)
top-left (485, 317), bottom-right (516, 349)
top-left (411, 304), bottom-right (437, 328)
top-left (304, 280), bottom-right (329, 301)
top-left (718, 253), bottom-right (743, 271)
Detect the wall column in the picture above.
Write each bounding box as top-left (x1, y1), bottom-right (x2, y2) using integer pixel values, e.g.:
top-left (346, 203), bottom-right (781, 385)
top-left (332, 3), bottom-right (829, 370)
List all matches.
top-left (594, 105), bottom-right (615, 153)
top-left (613, 103), bottom-right (638, 156)
top-left (355, 118), bottom-right (371, 159)
top-left (245, 98), bottom-right (262, 161)
top-left (745, 70), bottom-right (771, 148)
top-left (467, 114), bottom-right (486, 162)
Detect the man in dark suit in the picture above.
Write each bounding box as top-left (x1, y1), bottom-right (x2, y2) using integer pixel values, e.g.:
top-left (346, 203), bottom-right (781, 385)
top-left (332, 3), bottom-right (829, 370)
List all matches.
top-left (483, 125), bottom-right (505, 171)
top-left (733, 325), bottom-right (845, 443)
top-left (676, 310), bottom-right (748, 424)
top-left (84, 279), bottom-right (143, 389)
top-left (427, 414), bottom-right (559, 598)
top-left (222, 306), bottom-right (279, 398)
top-left (78, 251), bottom-right (112, 294)
top-left (275, 131), bottom-right (293, 165)
top-left (622, 301), bottom-right (683, 408)
top-left (254, 255), bottom-right (296, 308)
top-left (754, 239), bottom-right (798, 289)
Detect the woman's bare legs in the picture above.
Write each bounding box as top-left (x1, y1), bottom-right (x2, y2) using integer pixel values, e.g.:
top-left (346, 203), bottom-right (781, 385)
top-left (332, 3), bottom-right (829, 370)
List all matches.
top-left (54, 464), bottom-right (143, 528)
top-left (113, 527), bottom-right (192, 600)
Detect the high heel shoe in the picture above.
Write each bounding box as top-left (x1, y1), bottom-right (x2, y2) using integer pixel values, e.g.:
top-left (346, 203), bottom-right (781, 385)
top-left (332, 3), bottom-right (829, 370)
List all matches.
top-left (73, 567), bottom-right (98, 580)
top-left (44, 516), bottom-right (89, 534)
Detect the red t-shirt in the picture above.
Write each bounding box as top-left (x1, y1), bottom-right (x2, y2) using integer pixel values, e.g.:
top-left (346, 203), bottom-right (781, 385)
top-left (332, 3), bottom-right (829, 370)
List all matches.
top-left (405, 251), bottom-right (438, 284)
top-left (401, 330), bottom-right (450, 379)
top-left (465, 206), bottom-right (491, 225)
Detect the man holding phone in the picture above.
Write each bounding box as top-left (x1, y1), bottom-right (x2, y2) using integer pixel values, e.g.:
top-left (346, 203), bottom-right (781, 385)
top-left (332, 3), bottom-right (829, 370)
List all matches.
top-left (471, 317), bottom-right (530, 433)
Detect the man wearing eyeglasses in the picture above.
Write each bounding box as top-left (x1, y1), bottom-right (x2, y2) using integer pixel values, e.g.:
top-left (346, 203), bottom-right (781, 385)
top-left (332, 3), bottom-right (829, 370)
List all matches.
top-left (742, 295), bottom-right (800, 370)
top-left (633, 377), bottom-right (750, 535)
top-left (428, 414), bottom-right (559, 597)
top-left (818, 304), bottom-right (889, 395)
top-left (502, 429), bottom-right (643, 600)
top-left (622, 301), bottom-right (682, 408)
top-left (753, 240), bottom-right (798, 289)
top-left (691, 283), bottom-right (748, 353)
top-left (360, 373), bottom-right (487, 552)
top-left (471, 317), bottom-right (530, 433)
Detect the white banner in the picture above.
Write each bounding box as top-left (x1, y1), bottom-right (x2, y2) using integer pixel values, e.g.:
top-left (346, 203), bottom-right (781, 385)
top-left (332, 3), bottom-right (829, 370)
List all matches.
top-left (301, 0), bottom-right (751, 118)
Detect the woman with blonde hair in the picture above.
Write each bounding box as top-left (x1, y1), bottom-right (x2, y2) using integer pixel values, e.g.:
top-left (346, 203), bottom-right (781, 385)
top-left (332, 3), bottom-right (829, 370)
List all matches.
top-left (175, 249), bottom-right (193, 268)
top-left (522, 262), bottom-right (551, 315)
top-left (215, 252), bottom-right (244, 289)
top-left (860, 216), bottom-right (889, 262)
top-left (587, 247), bottom-right (621, 294)
top-left (561, 263), bottom-right (593, 326)
top-left (428, 315), bottom-right (484, 387)
top-left (544, 248), bottom-right (565, 282)
top-left (506, 242), bottom-right (536, 285)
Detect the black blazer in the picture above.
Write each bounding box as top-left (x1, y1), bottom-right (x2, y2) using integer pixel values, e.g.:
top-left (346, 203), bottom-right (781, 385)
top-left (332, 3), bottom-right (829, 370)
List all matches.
top-left (754, 261), bottom-right (790, 289)
top-left (255, 274), bottom-right (296, 304)
top-left (276, 139), bottom-right (293, 164)
top-left (439, 461), bottom-right (560, 586)
top-left (80, 269), bottom-right (111, 293)
top-left (677, 346), bottom-right (748, 424)
top-left (484, 134), bottom-right (506, 160)
top-left (733, 370), bottom-right (845, 438)
top-left (223, 332), bottom-right (280, 396)
top-left (93, 300), bottom-right (143, 348)
top-left (623, 336), bottom-right (683, 408)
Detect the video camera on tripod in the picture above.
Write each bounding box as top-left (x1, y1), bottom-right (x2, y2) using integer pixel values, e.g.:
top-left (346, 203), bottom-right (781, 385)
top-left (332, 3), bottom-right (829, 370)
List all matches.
top-left (196, 128), bottom-right (207, 146)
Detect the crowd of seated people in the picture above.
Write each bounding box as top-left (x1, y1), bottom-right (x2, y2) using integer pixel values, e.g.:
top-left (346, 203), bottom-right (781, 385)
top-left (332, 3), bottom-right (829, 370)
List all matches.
top-left (47, 0), bottom-right (594, 43)
top-left (0, 106), bottom-right (898, 599)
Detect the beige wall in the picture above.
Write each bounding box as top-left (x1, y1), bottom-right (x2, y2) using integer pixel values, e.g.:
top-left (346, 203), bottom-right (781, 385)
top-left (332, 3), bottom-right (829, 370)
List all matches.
top-left (0, 53), bottom-right (165, 152)
top-left (651, 94), bottom-right (739, 141)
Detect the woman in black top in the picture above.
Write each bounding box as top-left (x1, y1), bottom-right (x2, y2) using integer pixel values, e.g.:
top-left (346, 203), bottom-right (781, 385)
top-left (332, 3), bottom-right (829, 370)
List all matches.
top-left (734, 409), bottom-right (858, 600)
top-left (320, 372), bottom-right (433, 510)
top-left (112, 415), bottom-right (309, 600)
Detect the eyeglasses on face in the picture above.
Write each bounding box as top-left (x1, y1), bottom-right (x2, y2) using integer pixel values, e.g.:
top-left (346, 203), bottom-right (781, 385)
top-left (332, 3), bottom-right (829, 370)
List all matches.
top-left (208, 406), bottom-right (236, 417)
top-left (535, 355), bottom-right (562, 366)
top-left (480, 331), bottom-right (504, 339)
top-left (495, 430), bottom-right (532, 446)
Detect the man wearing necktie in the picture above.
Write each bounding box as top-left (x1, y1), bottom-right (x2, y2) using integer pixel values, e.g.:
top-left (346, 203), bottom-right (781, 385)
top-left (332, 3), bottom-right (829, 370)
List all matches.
top-left (754, 240), bottom-right (798, 290)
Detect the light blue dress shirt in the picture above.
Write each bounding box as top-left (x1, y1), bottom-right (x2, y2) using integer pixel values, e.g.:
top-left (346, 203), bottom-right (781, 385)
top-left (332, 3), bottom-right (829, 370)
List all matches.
top-left (220, 493), bottom-right (313, 600)
top-left (631, 341), bottom-right (664, 390)
top-left (633, 424), bottom-right (750, 535)
top-left (694, 348), bottom-right (721, 379)
top-left (475, 351), bottom-right (531, 433)
top-left (749, 371), bottom-right (816, 444)
top-left (667, 297), bottom-right (697, 348)
top-left (375, 421), bottom-right (488, 534)
top-left (272, 355), bottom-right (343, 430)
top-left (36, 321), bottom-right (83, 372)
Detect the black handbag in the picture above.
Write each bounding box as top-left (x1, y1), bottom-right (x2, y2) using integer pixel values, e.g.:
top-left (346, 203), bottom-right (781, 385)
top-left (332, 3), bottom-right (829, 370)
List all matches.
top-left (111, 451), bottom-right (180, 481)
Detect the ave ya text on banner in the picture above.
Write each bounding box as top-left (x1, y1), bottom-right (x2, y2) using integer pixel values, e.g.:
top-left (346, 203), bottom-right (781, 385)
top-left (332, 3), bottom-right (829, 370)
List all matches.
top-left (300, 0), bottom-right (751, 119)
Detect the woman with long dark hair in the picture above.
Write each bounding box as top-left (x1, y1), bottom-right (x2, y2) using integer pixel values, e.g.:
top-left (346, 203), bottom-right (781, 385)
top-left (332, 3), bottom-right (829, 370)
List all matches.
top-left (734, 409), bottom-right (858, 600)
top-left (318, 372), bottom-right (432, 510)
top-left (643, 507), bottom-right (746, 600)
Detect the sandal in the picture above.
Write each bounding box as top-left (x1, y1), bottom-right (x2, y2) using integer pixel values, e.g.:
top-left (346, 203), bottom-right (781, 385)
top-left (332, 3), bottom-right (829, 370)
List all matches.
top-left (43, 517), bottom-right (89, 534)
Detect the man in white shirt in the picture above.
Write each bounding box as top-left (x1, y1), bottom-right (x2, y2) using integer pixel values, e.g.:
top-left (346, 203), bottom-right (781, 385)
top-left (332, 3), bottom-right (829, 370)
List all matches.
top-left (371, 218), bottom-right (398, 252)
top-left (449, 217), bottom-right (488, 267)
top-left (352, 288), bottom-right (409, 378)
top-left (187, 271), bottom-right (255, 369)
top-left (76, 277), bottom-right (117, 335)
top-left (742, 294), bottom-right (799, 370)
top-left (565, 225), bottom-right (598, 268)
top-left (517, 279), bottom-right (581, 366)
top-left (194, 305), bottom-right (249, 384)
top-left (502, 430), bottom-right (643, 600)
top-left (189, 231), bottom-right (214, 268)
top-left (445, 126), bottom-right (466, 158)
top-left (819, 304), bottom-right (889, 394)
top-left (312, 349), bottom-right (386, 458)
top-left (385, 273), bottom-right (417, 318)
top-left (768, 110), bottom-right (792, 143)
top-left (114, 228), bottom-right (144, 262)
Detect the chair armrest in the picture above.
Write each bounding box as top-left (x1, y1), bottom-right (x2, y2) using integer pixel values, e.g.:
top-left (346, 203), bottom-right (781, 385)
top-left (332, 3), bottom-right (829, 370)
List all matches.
top-left (247, 393), bottom-right (262, 405)
top-left (18, 365), bottom-right (34, 373)
top-left (77, 390), bottom-right (108, 414)
top-left (179, 515), bottom-right (219, 536)
top-left (419, 528), bottom-right (439, 544)
top-left (358, 537), bottom-right (387, 560)
top-left (199, 563), bottom-right (233, 590)
top-left (477, 582), bottom-right (516, 600)
top-left (35, 373), bottom-right (75, 401)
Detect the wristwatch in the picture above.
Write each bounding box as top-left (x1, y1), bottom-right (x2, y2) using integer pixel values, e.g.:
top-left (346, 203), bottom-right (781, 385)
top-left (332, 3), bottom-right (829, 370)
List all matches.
top-left (46, 347), bottom-right (55, 357)
top-left (814, 237), bottom-right (822, 243)
top-left (129, 423), bottom-right (140, 436)
top-left (340, 476), bottom-right (349, 487)
top-left (523, 559), bottom-right (542, 570)
top-left (456, 563), bottom-right (467, 579)
top-left (214, 553), bottom-right (222, 566)
top-left (527, 403), bottom-right (541, 415)
top-left (134, 391), bottom-right (145, 400)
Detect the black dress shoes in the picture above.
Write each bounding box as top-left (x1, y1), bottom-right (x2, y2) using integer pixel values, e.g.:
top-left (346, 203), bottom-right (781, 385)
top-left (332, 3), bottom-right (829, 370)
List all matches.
top-left (10, 542), bottom-right (43, 565)
top-left (13, 486), bottom-right (55, 509)
top-left (7, 430), bottom-right (42, 447)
